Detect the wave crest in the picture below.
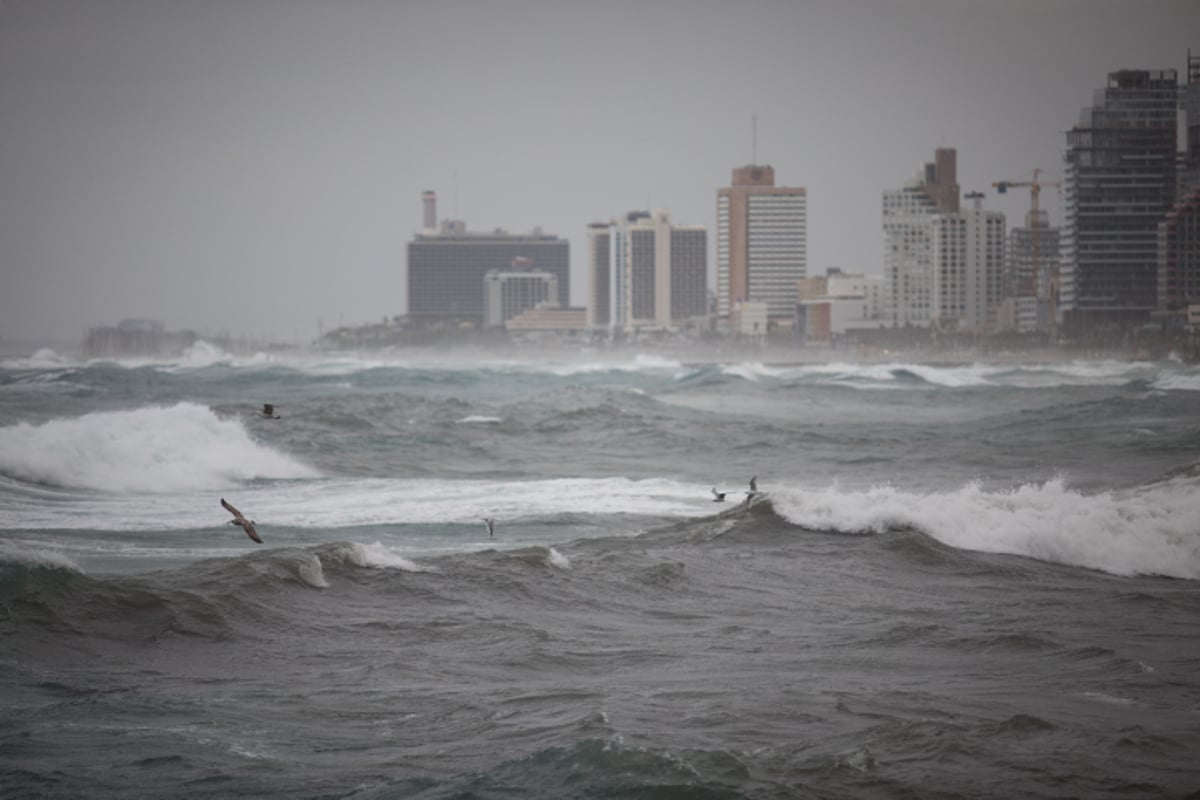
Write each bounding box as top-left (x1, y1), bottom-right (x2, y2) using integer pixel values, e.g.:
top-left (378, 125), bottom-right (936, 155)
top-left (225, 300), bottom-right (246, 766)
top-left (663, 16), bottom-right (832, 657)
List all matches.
top-left (771, 478), bottom-right (1200, 580)
top-left (0, 402), bottom-right (317, 493)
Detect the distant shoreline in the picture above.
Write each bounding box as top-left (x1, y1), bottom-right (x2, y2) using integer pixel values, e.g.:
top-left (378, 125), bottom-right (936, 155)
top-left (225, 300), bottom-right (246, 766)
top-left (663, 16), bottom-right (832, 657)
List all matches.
top-left (0, 336), bottom-right (1184, 367)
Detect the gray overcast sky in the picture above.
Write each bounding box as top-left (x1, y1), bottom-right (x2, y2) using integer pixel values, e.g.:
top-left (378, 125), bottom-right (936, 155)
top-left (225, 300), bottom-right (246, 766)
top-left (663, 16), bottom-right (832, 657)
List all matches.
top-left (1, 0), bottom-right (1196, 345)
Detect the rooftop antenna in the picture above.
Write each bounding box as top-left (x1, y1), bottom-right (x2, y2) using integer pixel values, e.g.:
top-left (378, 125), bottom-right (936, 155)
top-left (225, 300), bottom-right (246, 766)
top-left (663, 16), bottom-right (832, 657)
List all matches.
top-left (752, 113), bottom-right (758, 165)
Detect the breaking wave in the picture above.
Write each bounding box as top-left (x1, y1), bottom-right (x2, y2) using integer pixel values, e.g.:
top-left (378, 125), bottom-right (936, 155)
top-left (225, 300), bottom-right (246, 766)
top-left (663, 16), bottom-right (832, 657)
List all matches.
top-left (0, 402), bottom-right (317, 493)
top-left (771, 476), bottom-right (1200, 580)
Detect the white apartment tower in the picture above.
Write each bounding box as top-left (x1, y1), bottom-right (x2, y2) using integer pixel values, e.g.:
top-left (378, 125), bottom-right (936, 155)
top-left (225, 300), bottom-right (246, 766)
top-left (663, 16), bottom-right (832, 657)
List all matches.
top-left (931, 193), bottom-right (1006, 332)
top-left (587, 210), bottom-right (707, 333)
top-left (881, 149), bottom-right (960, 327)
top-left (716, 166), bottom-right (807, 325)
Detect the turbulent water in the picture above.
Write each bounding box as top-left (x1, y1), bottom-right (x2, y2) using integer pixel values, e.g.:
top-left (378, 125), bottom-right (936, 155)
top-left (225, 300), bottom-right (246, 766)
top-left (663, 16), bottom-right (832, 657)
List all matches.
top-left (2, 343), bottom-right (1199, 799)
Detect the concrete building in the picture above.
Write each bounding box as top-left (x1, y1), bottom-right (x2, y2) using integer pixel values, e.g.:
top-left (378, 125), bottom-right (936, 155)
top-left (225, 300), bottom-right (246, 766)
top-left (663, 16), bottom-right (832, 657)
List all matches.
top-left (1004, 209), bottom-right (1061, 332)
top-left (587, 210), bottom-right (707, 334)
top-left (1061, 69), bottom-right (1179, 332)
top-left (930, 193), bottom-right (1005, 333)
top-left (586, 222), bottom-right (612, 329)
top-left (716, 165), bottom-right (807, 327)
top-left (406, 192), bottom-right (569, 327)
top-left (730, 300), bottom-right (769, 338)
top-left (881, 149), bottom-right (960, 328)
top-left (483, 260), bottom-right (559, 328)
top-left (797, 269), bottom-right (886, 341)
top-left (506, 306), bottom-right (588, 334)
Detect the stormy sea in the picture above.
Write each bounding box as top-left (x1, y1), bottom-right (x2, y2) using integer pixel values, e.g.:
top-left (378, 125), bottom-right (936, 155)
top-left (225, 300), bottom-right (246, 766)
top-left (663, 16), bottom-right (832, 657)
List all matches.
top-left (1, 344), bottom-right (1198, 799)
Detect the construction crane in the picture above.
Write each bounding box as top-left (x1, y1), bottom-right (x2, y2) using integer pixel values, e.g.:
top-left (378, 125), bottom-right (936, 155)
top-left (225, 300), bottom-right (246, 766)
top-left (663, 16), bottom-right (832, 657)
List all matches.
top-left (992, 169), bottom-right (1061, 331)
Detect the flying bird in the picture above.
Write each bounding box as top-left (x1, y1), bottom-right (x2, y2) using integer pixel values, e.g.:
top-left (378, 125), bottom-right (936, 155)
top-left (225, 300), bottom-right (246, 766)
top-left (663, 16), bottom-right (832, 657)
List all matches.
top-left (260, 403), bottom-right (280, 419)
top-left (482, 517), bottom-right (495, 538)
top-left (221, 498), bottom-right (263, 543)
top-left (711, 487), bottom-right (727, 502)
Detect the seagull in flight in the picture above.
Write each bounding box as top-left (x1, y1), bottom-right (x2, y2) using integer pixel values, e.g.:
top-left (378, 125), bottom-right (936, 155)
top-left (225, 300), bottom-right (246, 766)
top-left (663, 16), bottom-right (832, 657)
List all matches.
top-left (221, 498), bottom-right (263, 543)
top-left (711, 487), bottom-right (727, 502)
top-left (482, 517), bottom-right (495, 538)
top-left (745, 476), bottom-right (760, 503)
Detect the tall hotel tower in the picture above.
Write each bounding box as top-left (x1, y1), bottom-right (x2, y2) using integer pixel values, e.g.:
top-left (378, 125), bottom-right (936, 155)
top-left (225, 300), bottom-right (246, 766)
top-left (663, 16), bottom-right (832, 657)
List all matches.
top-left (1061, 69), bottom-right (1178, 331)
top-left (716, 166), bottom-right (807, 324)
top-left (587, 210), bottom-right (707, 333)
top-left (881, 149), bottom-right (959, 327)
top-left (931, 192), bottom-right (1005, 333)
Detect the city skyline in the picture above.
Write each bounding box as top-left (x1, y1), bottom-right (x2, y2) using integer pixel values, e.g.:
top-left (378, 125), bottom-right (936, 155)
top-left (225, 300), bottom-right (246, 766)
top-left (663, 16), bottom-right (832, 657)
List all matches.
top-left (1, 0), bottom-right (1196, 344)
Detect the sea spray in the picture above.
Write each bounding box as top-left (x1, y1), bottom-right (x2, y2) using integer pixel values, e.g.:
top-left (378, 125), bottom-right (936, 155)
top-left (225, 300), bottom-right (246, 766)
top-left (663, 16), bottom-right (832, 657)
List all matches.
top-left (771, 477), bottom-right (1200, 579)
top-left (0, 402), bottom-right (317, 493)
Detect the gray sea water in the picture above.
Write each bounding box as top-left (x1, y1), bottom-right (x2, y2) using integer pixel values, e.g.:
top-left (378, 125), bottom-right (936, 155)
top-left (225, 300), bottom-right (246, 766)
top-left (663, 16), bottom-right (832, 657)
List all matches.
top-left (2, 344), bottom-right (1199, 798)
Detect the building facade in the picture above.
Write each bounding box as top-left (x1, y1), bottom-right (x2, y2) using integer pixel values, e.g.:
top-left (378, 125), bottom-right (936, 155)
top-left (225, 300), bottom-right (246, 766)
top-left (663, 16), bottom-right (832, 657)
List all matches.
top-left (587, 210), bottom-right (707, 333)
top-left (1158, 53), bottom-right (1200, 315)
top-left (797, 269), bottom-right (886, 341)
top-left (1005, 209), bottom-right (1061, 329)
top-left (1060, 69), bottom-right (1179, 331)
top-left (881, 149), bottom-right (960, 328)
top-left (931, 194), bottom-right (1006, 333)
top-left (483, 263), bottom-right (559, 328)
top-left (716, 166), bottom-right (807, 326)
top-left (406, 193), bottom-right (569, 326)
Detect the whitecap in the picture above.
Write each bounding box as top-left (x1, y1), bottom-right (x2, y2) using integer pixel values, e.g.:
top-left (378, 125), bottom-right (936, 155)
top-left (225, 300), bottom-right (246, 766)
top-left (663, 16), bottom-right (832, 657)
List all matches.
top-left (770, 476), bottom-right (1200, 580)
top-left (0, 402), bottom-right (317, 493)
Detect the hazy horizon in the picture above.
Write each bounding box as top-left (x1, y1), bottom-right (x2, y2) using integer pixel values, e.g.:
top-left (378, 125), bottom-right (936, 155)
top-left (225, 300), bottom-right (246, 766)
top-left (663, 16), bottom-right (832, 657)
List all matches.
top-left (2, 0), bottom-right (1196, 346)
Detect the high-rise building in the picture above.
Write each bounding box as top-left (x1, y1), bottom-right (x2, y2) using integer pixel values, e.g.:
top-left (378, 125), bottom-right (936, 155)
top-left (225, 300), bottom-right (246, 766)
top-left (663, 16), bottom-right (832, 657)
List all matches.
top-left (587, 210), bottom-right (707, 333)
top-left (1158, 52), bottom-right (1200, 314)
top-left (406, 192), bottom-right (569, 326)
top-left (931, 192), bottom-right (1006, 333)
top-left (1061, 69), bottom-right (1179, 331)
top-left (586, 222), bottom-right (612, 329)
top-left (881, 149), bottom-right (960, 327)
top-left (716, 166), bottom-right (807, 325)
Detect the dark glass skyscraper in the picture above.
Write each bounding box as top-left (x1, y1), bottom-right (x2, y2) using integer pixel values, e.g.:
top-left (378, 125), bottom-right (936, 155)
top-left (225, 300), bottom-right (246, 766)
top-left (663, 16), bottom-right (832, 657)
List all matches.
top-left (406, 193), bottom-right (568, 326)
top-left (1061, 69), bottom-right (1179, 331)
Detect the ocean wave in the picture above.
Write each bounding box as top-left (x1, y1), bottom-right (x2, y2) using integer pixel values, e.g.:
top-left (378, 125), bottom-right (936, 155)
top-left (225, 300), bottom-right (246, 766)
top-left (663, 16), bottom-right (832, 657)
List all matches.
top-left (770, 478), bottom-right (1200, 580)
top-left (0, 402), bottom-right (317, 493)
top-left (0, 348), bottom-right (76, 370)
top-left (319, 541), bottom-right (427, 572)
top-left (1152, 371), bottom-right (1200, 392)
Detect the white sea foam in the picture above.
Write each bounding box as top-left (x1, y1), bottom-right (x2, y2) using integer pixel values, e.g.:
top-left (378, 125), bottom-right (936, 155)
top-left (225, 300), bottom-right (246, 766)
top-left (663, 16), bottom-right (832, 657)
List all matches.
top-left (175, 340), bottom-right (233, 368)
top-left (458, 415), bottom-right (502, 424)
top-left (328, 541), bottom-right (425, 572)
top-left (0, 402), bottom-right (317, 493)
top-left (0, 348), bottom-right (75, 370)
top-left (0, 539), bottom-right (83, 572)
top-left (265, 476), bottom-right (708, 529)
top-left (720, 362), bottom-right (787, 382)
top-left (536, 352), bottom-right (687, 377)
top-left (1152, 371), bottom-right (1200, 392)
top-left (771, 478), bottom-right (1200, 580)
top-left (1, 475), bottom-right (713, 533)
top-left (282, 552), bottom-right (329, 588)
top-left (547, 547), bottom-right (571, 569)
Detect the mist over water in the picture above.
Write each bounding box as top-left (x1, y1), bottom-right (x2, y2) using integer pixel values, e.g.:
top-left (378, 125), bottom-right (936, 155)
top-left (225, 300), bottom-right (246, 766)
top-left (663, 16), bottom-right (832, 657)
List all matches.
top-left (2, 345), bottom-right (1199, 797)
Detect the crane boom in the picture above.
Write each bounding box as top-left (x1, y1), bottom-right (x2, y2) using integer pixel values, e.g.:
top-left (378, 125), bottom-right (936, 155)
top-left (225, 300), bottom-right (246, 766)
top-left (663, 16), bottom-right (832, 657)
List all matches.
top-left (991, 169), bottom-right (1061, 333)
